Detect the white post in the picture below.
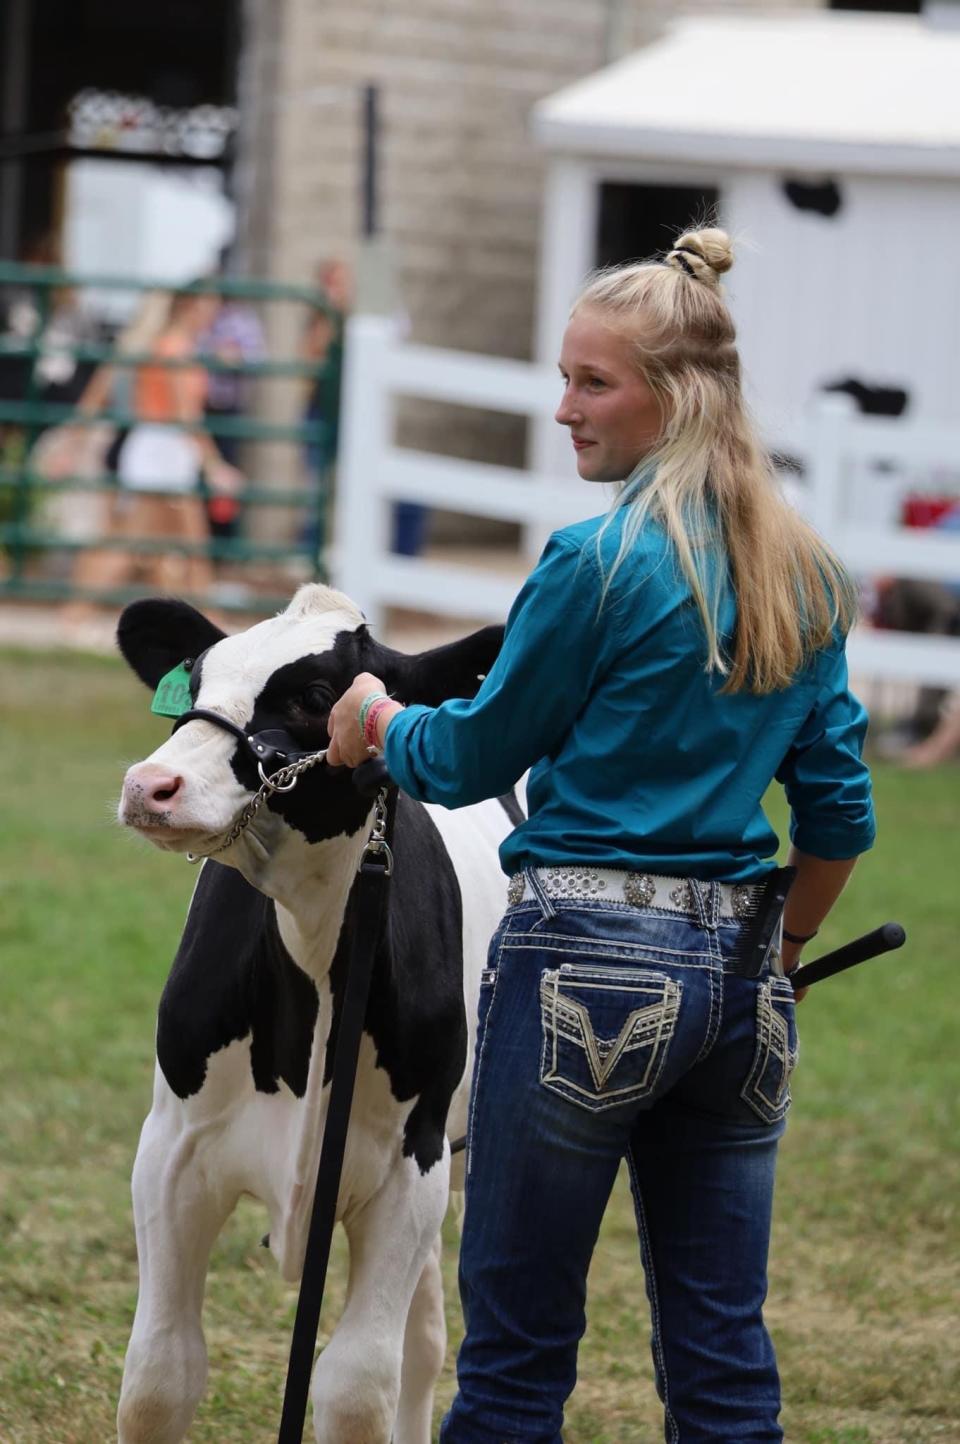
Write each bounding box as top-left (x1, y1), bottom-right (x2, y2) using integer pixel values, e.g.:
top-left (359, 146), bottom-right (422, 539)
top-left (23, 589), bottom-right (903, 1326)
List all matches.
top-left (335, 313), bottom-right (397, 629)
top-left (529, 157), bottom-right (597, 559)
top-left (806, 393), bottom-right (855, 544)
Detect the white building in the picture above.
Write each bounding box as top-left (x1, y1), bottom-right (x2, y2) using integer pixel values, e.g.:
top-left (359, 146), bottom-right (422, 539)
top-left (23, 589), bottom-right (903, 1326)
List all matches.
top-left (532, 10), bottom-right (960, 480)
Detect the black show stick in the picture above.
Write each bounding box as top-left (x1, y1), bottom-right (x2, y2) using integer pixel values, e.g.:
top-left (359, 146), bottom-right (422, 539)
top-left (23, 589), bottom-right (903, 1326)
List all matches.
top-left (788, 922), bottom-right (906, 992)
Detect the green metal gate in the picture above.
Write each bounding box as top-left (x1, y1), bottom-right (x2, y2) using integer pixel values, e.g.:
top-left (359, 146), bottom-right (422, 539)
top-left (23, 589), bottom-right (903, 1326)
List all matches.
top-left (0, 263), bottom-right (336, 615)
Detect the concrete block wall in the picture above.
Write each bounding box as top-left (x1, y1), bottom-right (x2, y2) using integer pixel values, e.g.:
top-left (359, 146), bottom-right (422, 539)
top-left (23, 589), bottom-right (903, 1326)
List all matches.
top-left (240, 0), bottom-right (822, 510)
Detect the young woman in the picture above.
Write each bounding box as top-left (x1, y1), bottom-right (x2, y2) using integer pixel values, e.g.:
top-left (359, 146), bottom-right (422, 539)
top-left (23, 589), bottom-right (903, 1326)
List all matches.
top-left (327, 227), bottom-right (876, 1443)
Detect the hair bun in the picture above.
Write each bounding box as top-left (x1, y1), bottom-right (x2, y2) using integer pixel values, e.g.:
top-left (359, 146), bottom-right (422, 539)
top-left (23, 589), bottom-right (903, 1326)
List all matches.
top-left (667, 228), bottom-right (734, 286)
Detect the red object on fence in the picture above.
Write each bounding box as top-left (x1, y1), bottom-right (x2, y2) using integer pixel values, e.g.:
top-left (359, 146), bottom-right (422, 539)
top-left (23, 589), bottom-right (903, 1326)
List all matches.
top-left (208, 496), bottom-right (241, 525)
top-left (901, 495), bottom-right (956, 529)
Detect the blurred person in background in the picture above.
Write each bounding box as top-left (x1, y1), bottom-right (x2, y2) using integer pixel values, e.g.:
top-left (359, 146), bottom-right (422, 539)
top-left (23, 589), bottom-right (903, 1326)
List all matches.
top-left (37, 290), bottom-right (171, 585)
top-left (197, 269), bottom-right (265, 545)
top-left (300, 258), bottom-right (351, 556)
top-left (301, 256), bottom-right (424, 558)
top-left (51, 288), bottom-right (172, 478)
top-left (0, 231), bottom-right (98, 456)
top-left (875, 499), bottom-right (960, 762)
top-left (63, 285), bottom-right (241, 623)
top-left (900, 693), bottom-right (960, 767)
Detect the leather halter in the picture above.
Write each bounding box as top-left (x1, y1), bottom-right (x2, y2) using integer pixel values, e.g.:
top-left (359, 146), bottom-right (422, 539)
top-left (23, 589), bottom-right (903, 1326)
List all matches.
top-left (172, 707), bottom-right (319, 779)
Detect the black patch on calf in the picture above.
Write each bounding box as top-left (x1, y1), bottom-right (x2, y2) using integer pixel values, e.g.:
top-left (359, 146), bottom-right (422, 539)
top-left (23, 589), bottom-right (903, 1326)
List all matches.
top-left (157, 800), bottom-right (468, 1175)
top-left (325, 795), bottom-right (467, 1174)
top-left (233, 626), bottom-right (507, 847)
top-left (157, 863), bottom-right (317, 1099)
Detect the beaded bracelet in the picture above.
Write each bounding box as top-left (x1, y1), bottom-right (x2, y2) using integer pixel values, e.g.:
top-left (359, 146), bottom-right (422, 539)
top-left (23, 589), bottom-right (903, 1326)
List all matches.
top-left (357, 690), bottom-right (389, 743)
top-left (363, 696), bottom-right (399, 753)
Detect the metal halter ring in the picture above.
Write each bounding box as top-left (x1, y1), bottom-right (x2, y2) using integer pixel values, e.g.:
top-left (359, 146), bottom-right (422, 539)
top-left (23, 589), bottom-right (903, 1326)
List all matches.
top-left (258, 759), bottom-right (299, 792)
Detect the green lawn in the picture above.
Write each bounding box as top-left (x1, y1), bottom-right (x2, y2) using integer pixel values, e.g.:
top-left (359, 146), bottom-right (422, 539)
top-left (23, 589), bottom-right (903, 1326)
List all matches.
top-left (1, 647), bottom-right (958, 1443)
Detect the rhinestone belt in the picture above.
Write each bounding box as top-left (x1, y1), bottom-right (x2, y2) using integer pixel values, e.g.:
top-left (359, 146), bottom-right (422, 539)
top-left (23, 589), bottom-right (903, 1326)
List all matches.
top-left (506, 866), bottom-right (762, 921)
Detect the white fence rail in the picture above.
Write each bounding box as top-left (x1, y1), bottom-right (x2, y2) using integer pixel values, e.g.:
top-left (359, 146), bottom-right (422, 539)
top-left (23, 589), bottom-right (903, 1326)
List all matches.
top-left (336, 315), bottom-right (960, 687)
top-left (336, 314), bottom-right (596, 623)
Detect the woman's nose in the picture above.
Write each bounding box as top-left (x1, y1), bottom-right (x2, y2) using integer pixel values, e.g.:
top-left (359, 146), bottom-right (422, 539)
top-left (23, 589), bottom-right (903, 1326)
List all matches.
top-left (555, 392), bottom-right (580, 426)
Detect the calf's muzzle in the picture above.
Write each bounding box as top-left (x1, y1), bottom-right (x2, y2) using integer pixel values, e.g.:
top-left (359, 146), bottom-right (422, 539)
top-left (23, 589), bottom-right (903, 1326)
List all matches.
top-left (120, 762), bottom-right (186, 824)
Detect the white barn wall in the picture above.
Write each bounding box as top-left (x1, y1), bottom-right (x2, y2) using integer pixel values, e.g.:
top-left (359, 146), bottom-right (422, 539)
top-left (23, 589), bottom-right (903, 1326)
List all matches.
top-left (535, 157), bottom-right (960, 497)
top-left (726, 172), bottom-right (960, 438)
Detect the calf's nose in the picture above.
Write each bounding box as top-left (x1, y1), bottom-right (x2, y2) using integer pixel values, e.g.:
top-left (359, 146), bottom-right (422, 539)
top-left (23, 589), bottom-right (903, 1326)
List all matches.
top-left (122, 762), bottom-right (185, 816)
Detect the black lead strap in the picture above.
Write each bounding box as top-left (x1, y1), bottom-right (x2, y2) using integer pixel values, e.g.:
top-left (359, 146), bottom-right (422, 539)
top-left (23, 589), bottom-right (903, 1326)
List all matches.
top-left (277, 766), bottom-right (395, 1444)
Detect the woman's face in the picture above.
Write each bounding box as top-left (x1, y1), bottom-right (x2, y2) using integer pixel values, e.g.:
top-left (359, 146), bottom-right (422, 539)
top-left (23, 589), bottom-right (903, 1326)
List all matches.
top-left (555, 308), bottom-right (663, 483)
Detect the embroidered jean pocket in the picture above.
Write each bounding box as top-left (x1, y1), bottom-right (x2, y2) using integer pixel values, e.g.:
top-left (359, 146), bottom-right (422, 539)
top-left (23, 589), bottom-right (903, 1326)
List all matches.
top-left (539, 964), bottom-right (682, 1114)
top-left (741, 977), bottom-right (799, 1124)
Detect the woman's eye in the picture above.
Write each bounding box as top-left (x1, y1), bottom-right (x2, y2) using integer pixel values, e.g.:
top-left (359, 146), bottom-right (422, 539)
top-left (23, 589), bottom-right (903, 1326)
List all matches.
top-left (587, 376), bottom-right (607, 390)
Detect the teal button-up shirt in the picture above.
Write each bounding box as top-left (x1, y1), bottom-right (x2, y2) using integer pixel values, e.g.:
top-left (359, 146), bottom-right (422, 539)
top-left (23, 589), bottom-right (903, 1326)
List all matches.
top-left (385, 512), bottom-right (876, 882)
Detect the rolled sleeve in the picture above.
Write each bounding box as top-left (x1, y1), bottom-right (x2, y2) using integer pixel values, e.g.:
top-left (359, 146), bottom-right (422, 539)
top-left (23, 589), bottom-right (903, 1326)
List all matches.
top-left (776, 648), bottom-right (876, 859)
top-left (384, 533), bottom-right (613, 808)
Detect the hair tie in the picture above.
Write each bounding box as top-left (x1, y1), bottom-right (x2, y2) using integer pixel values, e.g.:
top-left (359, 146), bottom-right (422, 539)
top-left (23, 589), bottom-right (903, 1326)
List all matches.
top-left (783, 926), bottom-right (818, 946)
top-left (667, 251), bottom-right (697, 278)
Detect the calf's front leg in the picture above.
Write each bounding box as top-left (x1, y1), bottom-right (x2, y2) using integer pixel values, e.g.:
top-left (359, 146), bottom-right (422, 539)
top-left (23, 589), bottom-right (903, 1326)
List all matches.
top-left (117, 1104), bottom-right (238, 1444)
top-left (395, 1234), bottom-right (447, 1444)
top-left (310, 1149), bottom-right (450, 1444)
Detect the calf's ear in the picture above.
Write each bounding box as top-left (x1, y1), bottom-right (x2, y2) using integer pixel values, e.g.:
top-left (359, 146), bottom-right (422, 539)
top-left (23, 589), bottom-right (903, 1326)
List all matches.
top-left (117, 598), bottom-right (227, 689)
top-left (376, 624), bottom-right (505, 706)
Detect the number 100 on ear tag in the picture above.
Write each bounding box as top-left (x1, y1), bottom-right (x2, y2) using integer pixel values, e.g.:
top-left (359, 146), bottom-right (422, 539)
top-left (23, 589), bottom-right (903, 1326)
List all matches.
top-left (151, 663), bottom-right (193, 718)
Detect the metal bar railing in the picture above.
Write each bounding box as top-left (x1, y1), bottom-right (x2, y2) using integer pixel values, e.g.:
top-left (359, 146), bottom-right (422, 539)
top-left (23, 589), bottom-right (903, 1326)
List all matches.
top-left (0, 400), bottom-right (324, 445)
top-left (0, 527), bottom-right (311, 561)
top-left (0, 263), bottom-right (335, 613)
top-left (0, 338), bottom-right (323, 381)
top-left (0, 262), bottom-right (334, 308)
top-left (0, 468), bottom-right (313, 507)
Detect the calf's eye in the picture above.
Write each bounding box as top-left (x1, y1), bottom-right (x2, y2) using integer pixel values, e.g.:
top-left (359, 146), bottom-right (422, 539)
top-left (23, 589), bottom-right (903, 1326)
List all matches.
top-left (301, 683), bottom-right (333, 711)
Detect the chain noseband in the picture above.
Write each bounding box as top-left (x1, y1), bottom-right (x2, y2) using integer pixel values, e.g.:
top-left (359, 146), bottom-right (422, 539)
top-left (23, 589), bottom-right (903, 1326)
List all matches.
top-left (171, 707), bottom-right (329, 863)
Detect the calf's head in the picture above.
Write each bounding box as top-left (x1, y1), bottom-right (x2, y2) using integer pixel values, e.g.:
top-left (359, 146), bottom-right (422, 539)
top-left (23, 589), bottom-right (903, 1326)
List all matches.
top-left (118, 585), bottom-right (502, 878)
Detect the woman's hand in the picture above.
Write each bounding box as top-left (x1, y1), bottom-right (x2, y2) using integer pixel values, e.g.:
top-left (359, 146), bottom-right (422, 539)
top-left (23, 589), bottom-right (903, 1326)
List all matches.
top-left (205, 458), bottom-right (244, 495)
top-left (327, 673), bottom-right (389, 768)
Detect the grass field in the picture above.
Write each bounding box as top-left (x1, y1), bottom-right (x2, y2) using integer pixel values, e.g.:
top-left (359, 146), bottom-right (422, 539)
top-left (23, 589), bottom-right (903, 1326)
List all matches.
top-left (1, 645), bottom-right (958, 1444)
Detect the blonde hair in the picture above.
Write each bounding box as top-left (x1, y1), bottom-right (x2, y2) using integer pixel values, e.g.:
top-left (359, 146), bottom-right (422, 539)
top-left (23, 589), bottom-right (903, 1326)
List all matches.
top-left (575, 226), bottom-right (856, 694)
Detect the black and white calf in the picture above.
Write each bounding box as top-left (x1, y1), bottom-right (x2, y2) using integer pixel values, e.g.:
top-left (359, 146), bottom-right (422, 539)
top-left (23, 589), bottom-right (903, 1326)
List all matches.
top-left (115, 585), bottom-right (516, 1444)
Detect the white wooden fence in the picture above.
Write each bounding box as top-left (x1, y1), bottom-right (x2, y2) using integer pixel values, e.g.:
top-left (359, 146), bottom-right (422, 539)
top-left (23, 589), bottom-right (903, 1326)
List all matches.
top-left (336, 314), bottom-right (960, 687)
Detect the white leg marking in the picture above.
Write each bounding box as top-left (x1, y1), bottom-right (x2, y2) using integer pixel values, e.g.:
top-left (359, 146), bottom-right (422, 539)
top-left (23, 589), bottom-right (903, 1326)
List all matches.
top-left (310, 1151), bottom-right (450, 1444)
top-left (394, 1235), bottom-right (447, 1444)
top-left (117, 1110), bottom-right (239, 1444)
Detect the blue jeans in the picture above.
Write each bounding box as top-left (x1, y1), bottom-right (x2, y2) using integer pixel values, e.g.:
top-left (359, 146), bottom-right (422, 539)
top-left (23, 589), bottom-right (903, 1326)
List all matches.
top-left (440, 873), bottom-right (798, 1444)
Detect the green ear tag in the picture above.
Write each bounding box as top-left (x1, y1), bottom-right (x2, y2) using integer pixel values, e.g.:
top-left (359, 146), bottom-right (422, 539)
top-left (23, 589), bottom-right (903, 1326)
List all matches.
top-left (151, 663), bottom-right (194, 719)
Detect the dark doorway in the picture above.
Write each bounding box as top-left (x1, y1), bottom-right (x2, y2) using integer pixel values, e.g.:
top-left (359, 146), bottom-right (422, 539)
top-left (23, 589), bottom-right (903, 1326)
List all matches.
top-left (595, 181), bottom-right (721, 269)
top-left (0, 0), bottom-right (241, 259)
top-left (828, 1), bottom-right (920, 12)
